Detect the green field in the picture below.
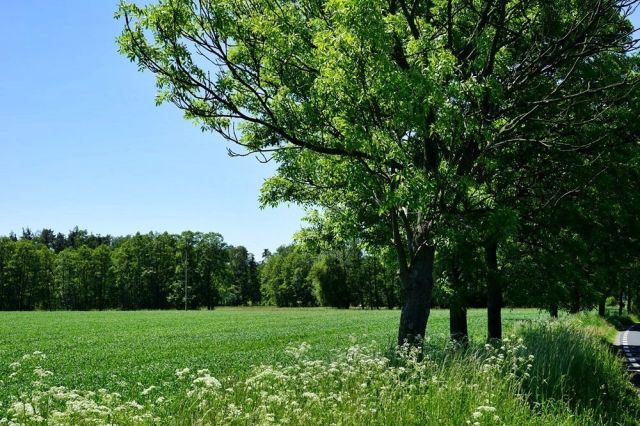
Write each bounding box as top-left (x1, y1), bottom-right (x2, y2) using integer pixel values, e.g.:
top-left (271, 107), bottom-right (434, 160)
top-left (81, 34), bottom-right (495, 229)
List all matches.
top-left (6, 308), bottom-right (635, 425)
top-left (0, 308), bottom-right (544, 400)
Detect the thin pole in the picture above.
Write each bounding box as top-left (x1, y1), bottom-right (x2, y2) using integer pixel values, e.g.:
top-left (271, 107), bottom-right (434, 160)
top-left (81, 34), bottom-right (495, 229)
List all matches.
top-left (185, 247), bottom-right (188, 311)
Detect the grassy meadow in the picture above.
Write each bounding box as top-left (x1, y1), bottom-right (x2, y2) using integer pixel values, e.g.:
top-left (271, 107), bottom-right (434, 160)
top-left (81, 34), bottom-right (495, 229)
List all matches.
top-left (0, 308), bottom-right (542, 397)
top-left (1, 308), bottom-right (637, 424)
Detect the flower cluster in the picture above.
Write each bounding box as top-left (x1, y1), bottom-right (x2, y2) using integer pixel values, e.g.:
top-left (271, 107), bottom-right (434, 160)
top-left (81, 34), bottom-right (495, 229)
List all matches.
top-left (1, 339), bottom-right (544, 425)
top-left (481, 336), bottom-right (534, 380)
top-left (0, 352), bottom-right (161, 425)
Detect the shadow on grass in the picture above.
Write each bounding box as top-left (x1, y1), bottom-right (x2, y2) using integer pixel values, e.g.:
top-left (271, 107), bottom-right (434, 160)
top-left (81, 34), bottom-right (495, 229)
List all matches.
top-left (605, 314), bottom-right (636, 331)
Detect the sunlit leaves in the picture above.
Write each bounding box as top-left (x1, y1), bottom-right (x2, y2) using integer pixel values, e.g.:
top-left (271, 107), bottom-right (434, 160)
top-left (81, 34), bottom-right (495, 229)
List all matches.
top-left (117, 0), bottom-right (640, 290)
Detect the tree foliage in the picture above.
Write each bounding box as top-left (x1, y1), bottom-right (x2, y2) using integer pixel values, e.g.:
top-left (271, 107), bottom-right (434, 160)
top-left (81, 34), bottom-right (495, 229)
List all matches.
top-left (0, 229), bottom-right (259, 311)
top-left (117, 0), bottom-right (640, 343)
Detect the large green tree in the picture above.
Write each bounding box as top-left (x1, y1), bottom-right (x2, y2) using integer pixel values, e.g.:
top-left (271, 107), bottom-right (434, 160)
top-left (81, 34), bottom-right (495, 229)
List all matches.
top-left (118, 0), bottom-right (639, 344)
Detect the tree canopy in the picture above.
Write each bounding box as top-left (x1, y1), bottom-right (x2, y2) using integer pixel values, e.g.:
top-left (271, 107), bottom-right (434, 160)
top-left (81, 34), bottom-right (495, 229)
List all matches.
top-left (117, 0), bottom-right (640, 344)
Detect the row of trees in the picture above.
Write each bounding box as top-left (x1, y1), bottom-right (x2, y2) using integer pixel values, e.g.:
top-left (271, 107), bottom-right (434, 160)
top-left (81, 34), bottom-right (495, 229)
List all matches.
top-left (0, 229), bottom-right (259, 311)
top-left (3, 222), bottom-right (638, 316)
top-left (118, 0), bottom-right (640, 344)
top-left (0, 228), bottom-right (402, 311)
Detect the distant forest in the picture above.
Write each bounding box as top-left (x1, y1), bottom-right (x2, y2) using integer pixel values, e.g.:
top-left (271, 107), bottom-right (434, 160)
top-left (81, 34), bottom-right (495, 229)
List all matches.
top-left (1, 225), bottom-right (637, 315)
top-left (0, 227), bottom-right (400, 311)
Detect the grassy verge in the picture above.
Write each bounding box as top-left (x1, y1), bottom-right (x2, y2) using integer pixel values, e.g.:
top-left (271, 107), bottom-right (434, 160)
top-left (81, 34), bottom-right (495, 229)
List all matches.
top-left (518, 315), bottom-right (639, 424)
top-left (0, 335), bottom-right (599, 425)
top-left (1, 310), bottom-right (637, 424)
top-left (568, 312), bottom-right (620, 343)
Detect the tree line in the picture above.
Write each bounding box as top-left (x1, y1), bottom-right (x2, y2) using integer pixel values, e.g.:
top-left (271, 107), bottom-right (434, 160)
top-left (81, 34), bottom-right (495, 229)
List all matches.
top-left (0, 227), bottom-right (402, 311)
top-left (4, 220), bottom-right (637, 320)
top-left (0, 228), bottom-right (251, 310)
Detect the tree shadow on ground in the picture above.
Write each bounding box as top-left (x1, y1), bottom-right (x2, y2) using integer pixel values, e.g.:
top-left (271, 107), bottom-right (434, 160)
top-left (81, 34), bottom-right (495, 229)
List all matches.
top-left (606, 314), bottom-right (636, 331)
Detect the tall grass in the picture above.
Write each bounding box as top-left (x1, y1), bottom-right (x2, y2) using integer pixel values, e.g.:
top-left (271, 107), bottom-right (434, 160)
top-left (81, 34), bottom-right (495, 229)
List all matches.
top-left (518, 314), bottom-right (639, 424)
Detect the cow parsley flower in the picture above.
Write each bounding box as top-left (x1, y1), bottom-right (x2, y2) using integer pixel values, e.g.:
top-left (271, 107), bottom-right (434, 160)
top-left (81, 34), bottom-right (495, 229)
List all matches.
top-left (175, 368), bottom-right (190, 378)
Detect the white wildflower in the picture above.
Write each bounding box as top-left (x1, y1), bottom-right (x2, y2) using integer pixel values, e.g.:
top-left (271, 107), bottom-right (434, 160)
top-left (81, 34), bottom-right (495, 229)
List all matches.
top-left (141, 385), bottom-right (157, 396)
top-left (227, 403), bottom-right (242, 417)
top-left (302, 392), bottom-right (319, 401)
top-left (193, 374), bottom-right (221, 389)
top-left (11, 402), bottom-right (35, 416)
top-left (128, 401), bottom-right (144, 410)
top-left (33, 367), bottom-right (53, 378)
top-left (175, 368), bottom-right (190, 378)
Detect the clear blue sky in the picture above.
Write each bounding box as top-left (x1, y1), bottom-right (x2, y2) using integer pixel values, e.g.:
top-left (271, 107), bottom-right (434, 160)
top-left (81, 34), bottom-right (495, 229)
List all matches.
top-left (1, 3), bottom-right (639, 257)
top-left (0, 1), bottom-right (305, 257)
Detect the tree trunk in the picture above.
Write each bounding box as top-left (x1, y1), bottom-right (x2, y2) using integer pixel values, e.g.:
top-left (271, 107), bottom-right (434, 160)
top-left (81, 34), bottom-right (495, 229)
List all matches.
top-left (449, 259), bottom-right (468, 344)
top-left (549, 304), bottom-right (558, 318)
top-left (485, 241), bottom-right (502, 341)
top-left (627, 284), bottom-right (632, 313)
top-left (619, 286), bottom-right (624, 316)
top-left (450, 300), bottom-right (468, 344)
top-left (397, 246), bottom-right (435, 346)
top-left (569, 285), bottom-right (580, 313)
top-left (598, 297), bottom-right (606, 317)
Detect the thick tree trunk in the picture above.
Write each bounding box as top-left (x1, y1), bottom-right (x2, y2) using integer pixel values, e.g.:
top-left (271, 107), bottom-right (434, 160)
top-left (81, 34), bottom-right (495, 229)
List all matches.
top-left (485, 241), bottom-right (502, 341)
top-left (598, 297), bottom-right (606, 317)
top-left (449, 259), bottom-right (468, 344)
top-left (398, 246), bottom-right (435, 346)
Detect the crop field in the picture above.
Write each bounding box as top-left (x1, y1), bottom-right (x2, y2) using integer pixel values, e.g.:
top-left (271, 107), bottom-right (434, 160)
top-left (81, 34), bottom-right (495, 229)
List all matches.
top-left (7, 308), bottom-right (635, 425)
top-left (1, 308), bottom-right (545, 389)
top-left (0, 308), bottom-right (543, 401)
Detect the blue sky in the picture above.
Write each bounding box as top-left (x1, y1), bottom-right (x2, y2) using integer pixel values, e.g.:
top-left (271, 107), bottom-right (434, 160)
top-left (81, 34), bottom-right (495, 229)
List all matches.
top-left (1, 3), bottom-right (639, 257)
top-left (0, 1), bottom-right (304, 257)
